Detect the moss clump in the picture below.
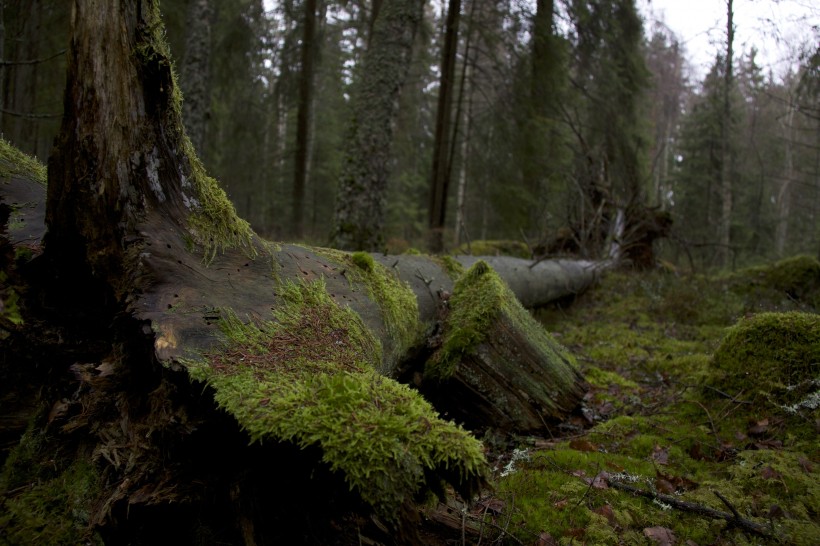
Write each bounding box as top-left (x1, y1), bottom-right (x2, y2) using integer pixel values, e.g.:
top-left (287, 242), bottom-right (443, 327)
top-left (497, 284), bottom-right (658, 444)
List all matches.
top-left (711, 312), bottom-right (820, 404)
top-left (453, 239), bottom-right (530, 258)
top-left (314, 248), bottom-right (424, 369)
top-left (427, 260), bottom-right (577, 382)
top-left (186, 279), bottom-right (486, 519)
top-left (0, 428), bottom-right (102, 545)
top-left (0, 138), bottom-right (47, 185)
top-left (350, 251), bottom-right (375, 272)
top-left (730, 255), bottom-right (820, 309)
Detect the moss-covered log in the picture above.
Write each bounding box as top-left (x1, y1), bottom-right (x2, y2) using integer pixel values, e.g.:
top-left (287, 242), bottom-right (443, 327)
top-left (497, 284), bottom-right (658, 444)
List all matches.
top-left (0, 1), bottom-right (596, 542)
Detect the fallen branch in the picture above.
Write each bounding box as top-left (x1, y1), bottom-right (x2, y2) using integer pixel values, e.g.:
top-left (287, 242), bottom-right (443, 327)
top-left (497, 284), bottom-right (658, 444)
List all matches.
top-left (607, 479), bottom-right (772, 538)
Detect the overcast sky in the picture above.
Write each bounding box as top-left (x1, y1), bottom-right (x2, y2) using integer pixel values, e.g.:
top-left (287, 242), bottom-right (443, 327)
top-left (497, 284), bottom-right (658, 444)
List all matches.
top-left (639, 0), bottom-right (819, 80)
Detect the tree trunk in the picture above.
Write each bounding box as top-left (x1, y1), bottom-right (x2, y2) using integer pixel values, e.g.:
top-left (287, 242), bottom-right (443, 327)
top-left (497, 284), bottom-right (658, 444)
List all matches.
top-left (427, 0), bottom-right (461, 253)
top-left (180, 0), bottom-right (213, 155)
top-left (718, 0), bottom-right (734, 268)
top-left (1, 1), bottom-right (593, 541)
top-left (293, 0), bottom-right (318, 239)
top-left (331, 0), bottom-right (424, 251)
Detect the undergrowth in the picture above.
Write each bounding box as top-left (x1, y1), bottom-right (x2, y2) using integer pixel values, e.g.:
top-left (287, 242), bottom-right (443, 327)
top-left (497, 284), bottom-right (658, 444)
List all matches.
top-left (480, 256), bottom-right (819, 545)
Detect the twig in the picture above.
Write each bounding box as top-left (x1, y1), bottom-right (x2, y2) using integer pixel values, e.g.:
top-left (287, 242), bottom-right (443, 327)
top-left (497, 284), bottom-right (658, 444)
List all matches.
top-left (0, 49), bottom-right (67, 66)
top-left (714, 490), bottom-right (742, 521)
top-left (607, 479), bottom-right (771, 538)
top-left (694, 400), bottom-right (722, 450)
top-left (575, 463), bottom-right (600, 508)
top-left (701, 385), bottom-right (752, 404)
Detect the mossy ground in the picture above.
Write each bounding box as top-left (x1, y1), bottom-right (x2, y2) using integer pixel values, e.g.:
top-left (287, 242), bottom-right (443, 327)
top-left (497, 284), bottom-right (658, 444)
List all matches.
top-left (478, 257), bottom-right (819, 545)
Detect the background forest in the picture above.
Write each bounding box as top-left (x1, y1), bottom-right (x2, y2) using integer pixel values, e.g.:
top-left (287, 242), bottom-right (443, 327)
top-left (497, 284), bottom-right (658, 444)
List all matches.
top-left (2, 0), bottom-right (818, 268)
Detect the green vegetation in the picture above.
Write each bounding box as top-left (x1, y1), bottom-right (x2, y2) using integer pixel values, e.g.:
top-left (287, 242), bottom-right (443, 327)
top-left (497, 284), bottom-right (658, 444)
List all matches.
top-left (185, 278), bottom-right (486, 519)
top-left (0, 426), bottom-right (102, 545)
top-left (314, 247), bottom-right (424, 369)
top-left (452, 240), bottom-right (531, 258)
top-left (0, 138), bottom-right (47, 185)
top-left (486, 257), bottom-right (819, 545)
top-left (140, 2), bottom-right (255, 262)
top-left (426, 260), bottom-right (577, 386)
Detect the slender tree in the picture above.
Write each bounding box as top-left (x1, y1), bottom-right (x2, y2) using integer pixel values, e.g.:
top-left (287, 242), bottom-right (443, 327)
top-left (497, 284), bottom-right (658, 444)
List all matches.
top-left (427, 0), bottom-right (461, 252)
top-left (717, 0), bottom-right (735, 267)
top-left (293, 0), bottom-right (319, 239)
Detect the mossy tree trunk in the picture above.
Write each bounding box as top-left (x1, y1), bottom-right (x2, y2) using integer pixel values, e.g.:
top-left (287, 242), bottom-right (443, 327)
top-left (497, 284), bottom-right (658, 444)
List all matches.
top-left (331, 0), bottom-right (424, 252)
top-left (1, 1), bottom-right (595, 542)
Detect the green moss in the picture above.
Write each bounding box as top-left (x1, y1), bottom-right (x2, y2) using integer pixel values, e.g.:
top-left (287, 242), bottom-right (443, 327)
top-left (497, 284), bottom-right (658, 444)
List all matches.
top-left (0, 138), bottom-right (47, 185)
top-left (453, 240), bottom-right (530, 258)
top-left (138, 3), bottom-right (254, 261)
top-left (432, 255), bottom-right (464, 280)
top-left (711, 312), bottom-right (820, 404)
top-left (427, 260), bottom-right (577, 383)
top-left (314, 248), bottom-right (424, 369)
top-left (584, 367), bottom-right (639, 390)
top-left (728, 255), bottom-right (820, 309)
top-left (186, 279), bottom-right (486, 519)
top-left (0, 427), bottom-right (102, 545)
top-left (504, 263), bottom-right (820, 545)
top-left (350, 251), bottom-right (375, 272)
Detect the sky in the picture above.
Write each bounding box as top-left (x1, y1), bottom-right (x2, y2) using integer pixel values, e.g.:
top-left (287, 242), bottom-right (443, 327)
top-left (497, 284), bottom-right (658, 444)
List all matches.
top-left (639, 0), bottom-right (819, 80)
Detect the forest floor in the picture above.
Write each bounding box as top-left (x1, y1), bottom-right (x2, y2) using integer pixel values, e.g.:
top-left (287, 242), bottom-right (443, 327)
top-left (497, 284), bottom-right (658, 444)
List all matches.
top-left (424, 256), bottom-right (819, 545)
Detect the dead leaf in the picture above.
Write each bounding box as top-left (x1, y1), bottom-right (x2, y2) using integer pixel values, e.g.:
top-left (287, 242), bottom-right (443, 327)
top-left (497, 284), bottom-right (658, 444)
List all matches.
top-left (760, 466), bottom-right (782, 480)
top-left (48, 399), bottom-right (71, 423)
top-left (553, 498), bottom-right (569, 510)
top-left (593, 504), bottom-right (617, 526)
top-left (650, 445), bottom-right (670, 465)
top-left (643, 526), bottom-right (677, 545)
top-left (752, 439), bottom-right (782, 450)
top-left (563, 528), bottom-right (585, 539)
top-left (535, 532), bottom-right (559, 546)
top-left (477, 497), bottom-right (505, 514)
top-left (569, 438), bottom-right (598, 452)
top-left (655, 478), bottom-right (676, 494)
top-left (586, 472), bottom-right (610, 490)
top-left (656, 471), bottom-right (698, 492)
top-left (767, 504), bottom-right (786, 520)
top-left (605, 460), bottom-right (625, 472)
top-left (798, 457), bottom-right (814, 473)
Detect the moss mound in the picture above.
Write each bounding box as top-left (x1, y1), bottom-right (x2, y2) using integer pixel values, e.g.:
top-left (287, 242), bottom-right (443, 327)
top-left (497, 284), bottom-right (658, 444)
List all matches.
top-left (452, 239), bottom-right (530, 258)
top-left (187, 279), bottom-right (486, 519)
top-left (712, 312), bottom-right (820, 404)
top-left (728, 255), bottom-right (820, 311)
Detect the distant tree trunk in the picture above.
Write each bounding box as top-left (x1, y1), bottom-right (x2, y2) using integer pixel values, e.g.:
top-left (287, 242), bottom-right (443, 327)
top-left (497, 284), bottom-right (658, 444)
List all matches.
top-left (180, 0), bottom-right (213, 155)
top-left (718, 0), bottom-right (734, 267)
top-left (427, 0), bottom-right (461, 253)
top-left (332, 0), bottom-right (424, 251)
top-left (293, 0), bottom-right (318, 239)
top-left (775, 95), bottom-right (796, 256)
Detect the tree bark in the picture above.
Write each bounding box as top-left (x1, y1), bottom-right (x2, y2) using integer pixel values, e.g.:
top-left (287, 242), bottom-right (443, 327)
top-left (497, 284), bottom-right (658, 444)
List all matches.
top-left (293, 0), bottom-right (318, 239)
top-left (180, 0), bottom-right (213, 155)
top-left (427, 0), bottom-right (461, 253)
top-left (331, 0), bottom-right (424, 251)
top-left (1, 0), bottom-right (595, 540)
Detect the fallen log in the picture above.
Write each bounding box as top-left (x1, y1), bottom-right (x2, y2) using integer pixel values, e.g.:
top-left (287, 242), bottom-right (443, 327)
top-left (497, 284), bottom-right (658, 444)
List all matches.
top-left (0, 1), bottom-right (602, 541)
